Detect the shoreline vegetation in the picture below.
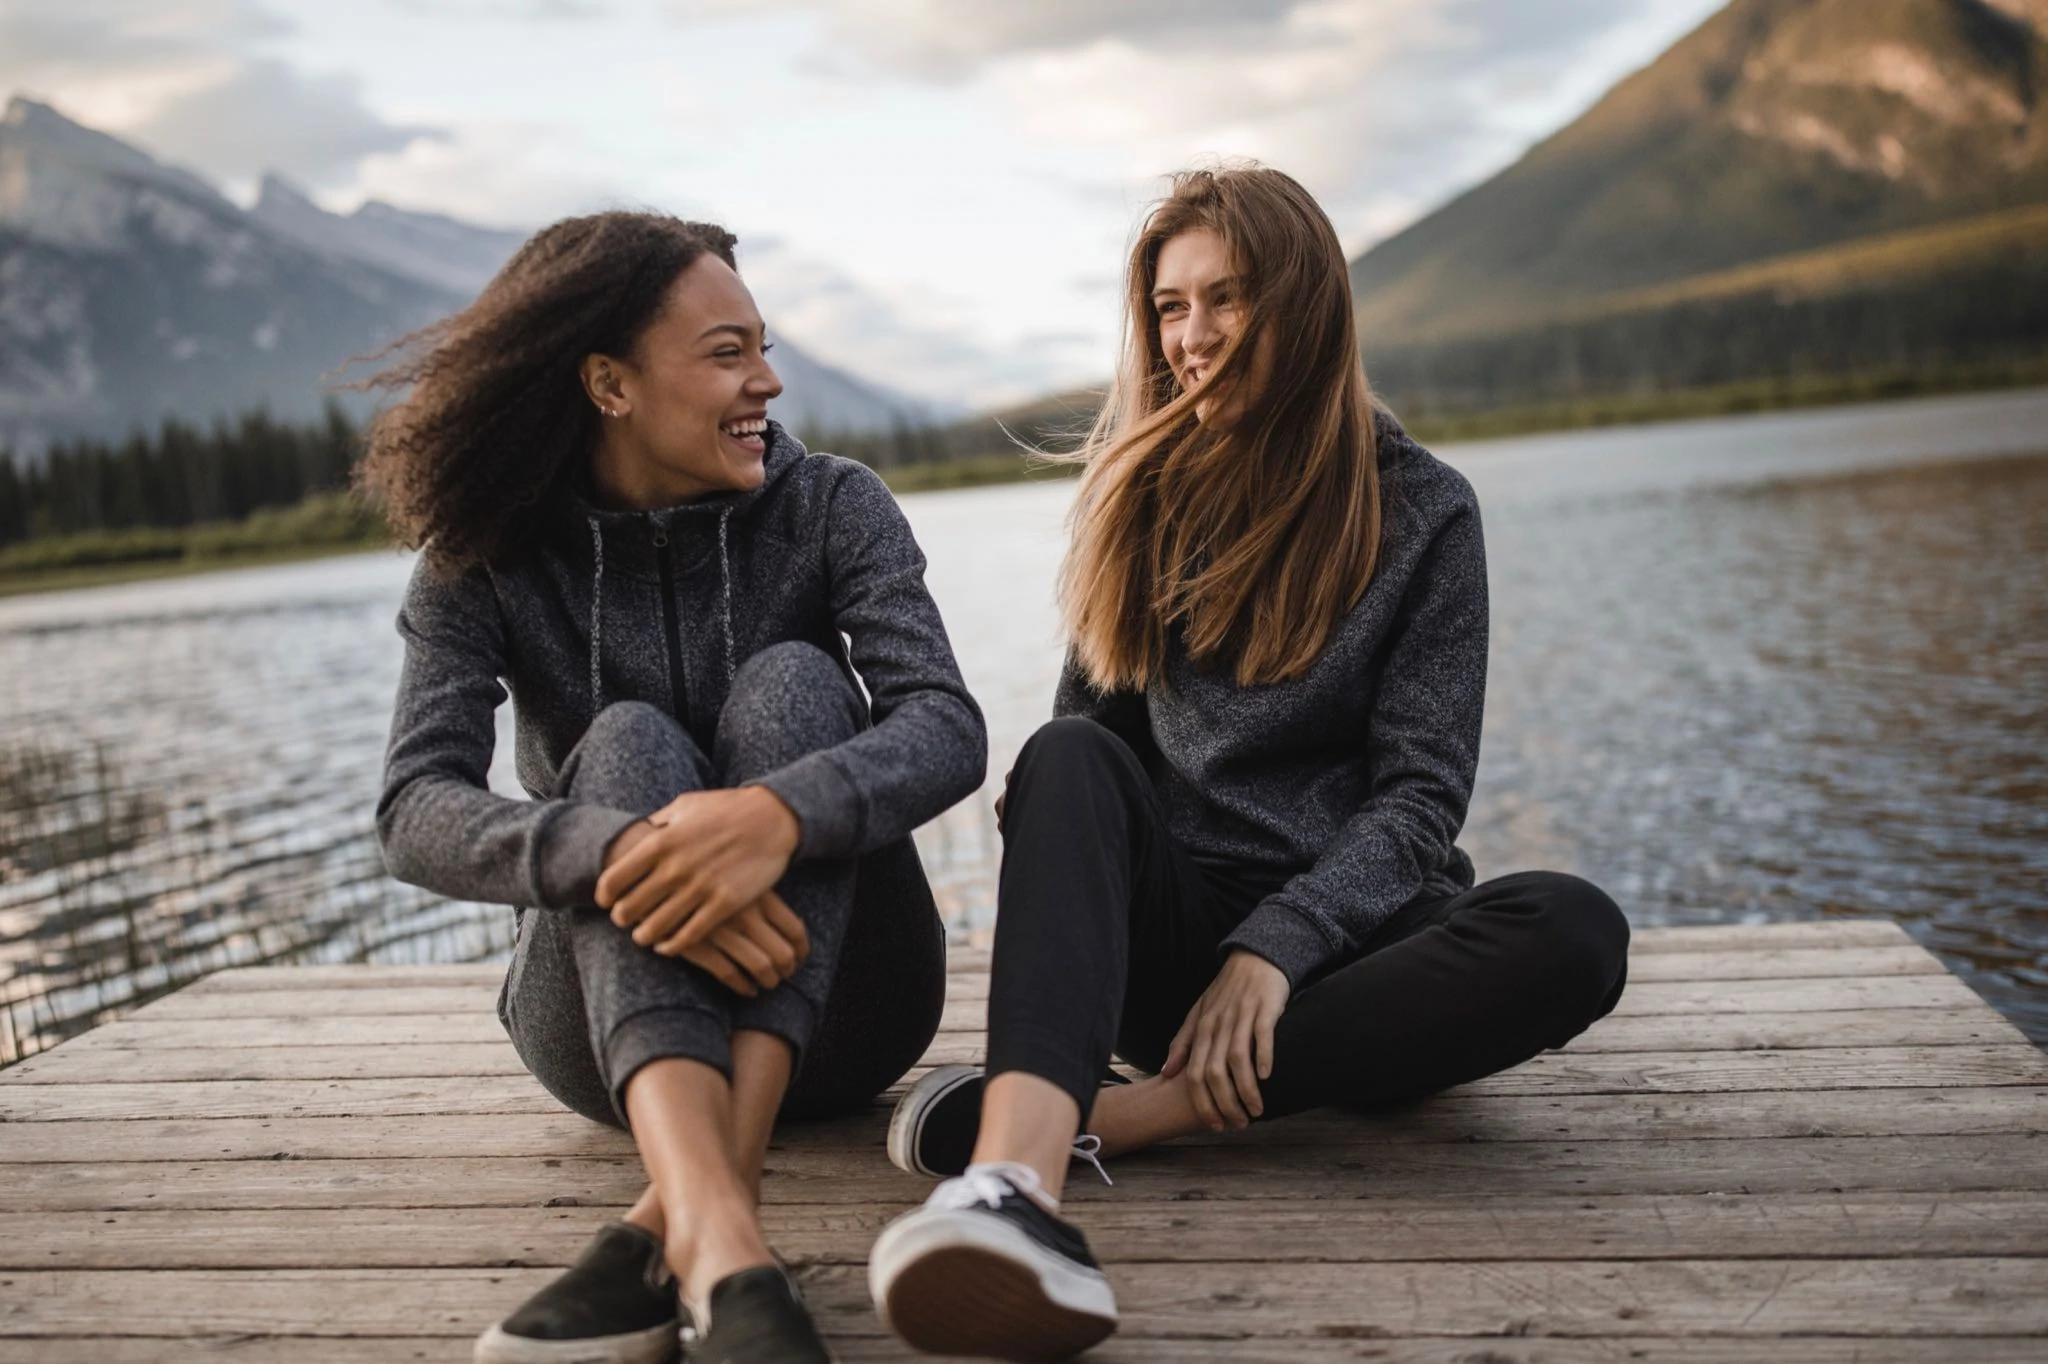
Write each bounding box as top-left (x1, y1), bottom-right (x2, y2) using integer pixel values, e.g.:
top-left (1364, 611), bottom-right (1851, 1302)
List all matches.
top-left (5, 361), bottom-right (2046, 599)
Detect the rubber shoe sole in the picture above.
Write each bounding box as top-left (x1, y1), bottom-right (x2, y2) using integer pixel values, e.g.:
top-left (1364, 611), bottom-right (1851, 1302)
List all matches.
top-left (886, 1063), bottom-right (982, 1178)
top-left (869, 1208), bottom-right (1117, 1362)
top-left (473, 1320), bottom-right (678, 1364)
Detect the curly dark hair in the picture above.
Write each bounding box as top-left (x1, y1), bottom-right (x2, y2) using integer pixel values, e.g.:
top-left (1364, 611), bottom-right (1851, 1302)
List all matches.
top-left (353, 212), bottom-right (739, 567)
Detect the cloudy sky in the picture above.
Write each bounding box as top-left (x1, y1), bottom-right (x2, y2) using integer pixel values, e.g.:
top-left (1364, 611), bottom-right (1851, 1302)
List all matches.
top-left (4, 0), bottom-right (1725, 407)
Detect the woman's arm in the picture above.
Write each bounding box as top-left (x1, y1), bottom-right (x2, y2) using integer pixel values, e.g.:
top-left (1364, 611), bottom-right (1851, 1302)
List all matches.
top-left (1222, 503), bottom-right (1489, 987)
top-left (748, 461), bottom-right (990, 859)
top-left (377, 557), bottom-right (640, 908)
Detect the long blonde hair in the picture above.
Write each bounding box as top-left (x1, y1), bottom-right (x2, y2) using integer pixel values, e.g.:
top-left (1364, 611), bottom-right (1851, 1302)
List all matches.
top-left (1060, 165), bottom-right (1382, 690)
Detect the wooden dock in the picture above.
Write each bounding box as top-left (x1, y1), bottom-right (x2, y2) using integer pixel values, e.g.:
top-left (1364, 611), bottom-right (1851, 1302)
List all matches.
top-left (2, 919), bottom-right (2045, 1361)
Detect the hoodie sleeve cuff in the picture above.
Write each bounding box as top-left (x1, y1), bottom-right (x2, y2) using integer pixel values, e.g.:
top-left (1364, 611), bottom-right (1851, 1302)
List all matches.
top-left (750, 753), bottom-right (863, 861)
top-left (535, 802), bottom-right (642, 909)
top-left (1222, 902), bottom-right (1341, 990)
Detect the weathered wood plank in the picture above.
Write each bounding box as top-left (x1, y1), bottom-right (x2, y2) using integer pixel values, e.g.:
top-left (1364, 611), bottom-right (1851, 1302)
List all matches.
top-left (1608, 974), bottom-right (1982, 1014)
top-left (1465, 1044), bottom-right (2048, 1097)
top-left (0, 1046), bottom-right (535, 1087)
top-left (8, 1191), bottom-right (2047, 1270)
top-left (281, 972), bottom-right (1980, 1022)
top-left (0, 1037), bottom-right (975, 1089)
top-left (132, 988), bottom-right (990, 1031)
top-left (153, 941), bottom-right (1951, 1014)
top-left (59, 1003), bottom-right (2031, 1056)
top-left (164, 924), bottom-right (1918, 998)
top-left (8, 1338), bottom-right (2047, 1364)
top-left (7, 1259), bottom-right (2048, 1337)
top-left (6, 1135), bottom-right (2045, 1213)
top-left (1622, 921), bottom-right (1913, 951)
top-left (6, 1086), bottom-right (2045, 1164)
top-left (1620, 946), bottom-right (1945, 981)
top-left (12, 1043), bottom-right (2042, 1120)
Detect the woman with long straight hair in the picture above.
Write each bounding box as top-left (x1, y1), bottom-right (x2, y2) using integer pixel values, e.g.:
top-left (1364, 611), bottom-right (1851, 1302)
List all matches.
top-left (867, 166), bottom-right (1630, 1360)
top-left (365, 212), bottom-right (985, 1364)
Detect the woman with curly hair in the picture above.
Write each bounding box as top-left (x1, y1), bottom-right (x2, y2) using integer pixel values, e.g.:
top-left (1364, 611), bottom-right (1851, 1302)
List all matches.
top-left (867, 166), bottom-right (1630, 1361)
top-left (365, 212), bottom-right (985, 1364)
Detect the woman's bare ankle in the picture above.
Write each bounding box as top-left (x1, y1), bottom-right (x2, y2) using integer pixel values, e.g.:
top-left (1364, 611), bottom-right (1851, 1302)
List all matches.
top-left (666, 1191), bottom-right (775, 1307)
top-left (1091, 1072), bottom-right (1206, 1156)
top-left (622, 1184), bottom-right (665, 1238)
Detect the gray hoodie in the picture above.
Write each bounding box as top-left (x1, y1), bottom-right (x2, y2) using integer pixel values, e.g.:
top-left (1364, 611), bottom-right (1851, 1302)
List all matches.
top-left (377, 423), bottom-right (987, 910)
top-left (1055, 411), bottom-right (1486, 988)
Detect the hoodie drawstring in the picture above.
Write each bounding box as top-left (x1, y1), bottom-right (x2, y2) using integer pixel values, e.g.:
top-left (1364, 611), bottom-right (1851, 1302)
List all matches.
top-left (716, 506), bottom-right (736, 692)
top-left (587, 515), bottom-right (606, 710)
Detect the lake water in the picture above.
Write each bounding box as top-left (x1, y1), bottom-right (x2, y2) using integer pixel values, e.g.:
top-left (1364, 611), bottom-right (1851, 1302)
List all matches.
top-left (3, 387), bottom-right (2044, 1062)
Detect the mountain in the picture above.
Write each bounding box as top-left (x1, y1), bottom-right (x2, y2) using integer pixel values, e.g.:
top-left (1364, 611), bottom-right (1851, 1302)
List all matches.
top-left (1351, 0), bottom-right (2048, 413)
top-left (0, 97), bottom-right (460, 458)
top-left (0, 98), bottom-right (936, 459)
top-left (247, 175), bottom-right (943, 439)
top-left (249, 174), bottom-right (526, 296)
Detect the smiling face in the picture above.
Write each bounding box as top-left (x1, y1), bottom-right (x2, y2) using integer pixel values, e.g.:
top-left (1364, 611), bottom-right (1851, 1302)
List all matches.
top-left (1152, 226), bottom-right (1255, 425)
top-left (583, 252), bottom-right (783, 509)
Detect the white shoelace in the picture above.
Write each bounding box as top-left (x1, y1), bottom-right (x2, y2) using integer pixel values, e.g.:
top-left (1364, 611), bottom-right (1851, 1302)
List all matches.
top-left (1070, 1134), bottom-right (1114, 1187)
top-left (924, 1142), bottom-right (1114, 1221)
top-left (927, 1161), bottom-right (1051, 1213)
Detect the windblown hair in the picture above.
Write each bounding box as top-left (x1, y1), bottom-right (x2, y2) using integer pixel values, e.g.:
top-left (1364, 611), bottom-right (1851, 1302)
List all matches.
top-left (1059, 165), bottom-right (1382, 690)
top-left (353, 212), bottom-right (738, 568)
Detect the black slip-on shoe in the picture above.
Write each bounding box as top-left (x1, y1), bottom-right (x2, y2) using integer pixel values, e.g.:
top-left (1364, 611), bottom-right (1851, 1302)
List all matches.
top-left (681, 1264), bottom-right (835, 1363)
top-left (869, 1162), bottom-right (1117, 1362)
top-left (888, 1065), bottom-right (1118, 1185)
top-left (474, 1220), bottom-right (680, 1364)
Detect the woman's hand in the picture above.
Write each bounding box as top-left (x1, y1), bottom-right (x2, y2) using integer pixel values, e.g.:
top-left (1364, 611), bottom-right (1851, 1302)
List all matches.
top-left (1162, 949), bottom-right (1290, 1130)
top-left (669, 891), bottom-right (809, 997)
top-left (596, 786), bottom-right (801, 954)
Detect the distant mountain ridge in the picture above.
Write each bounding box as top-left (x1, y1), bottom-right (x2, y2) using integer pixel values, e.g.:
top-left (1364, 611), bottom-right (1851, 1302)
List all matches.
top-left (0, 98), bottom-right (934, 459)
top-left (1351, 0), bottom-right (2048, 414)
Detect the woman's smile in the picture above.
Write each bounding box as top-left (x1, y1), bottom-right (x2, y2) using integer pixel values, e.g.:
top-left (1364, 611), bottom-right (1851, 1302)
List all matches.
top-left (721, 414), bottom-right (769, 457)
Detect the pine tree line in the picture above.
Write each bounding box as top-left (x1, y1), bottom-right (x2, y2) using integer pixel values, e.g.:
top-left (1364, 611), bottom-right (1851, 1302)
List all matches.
top-left (0, 406), bottom-right (363, 551)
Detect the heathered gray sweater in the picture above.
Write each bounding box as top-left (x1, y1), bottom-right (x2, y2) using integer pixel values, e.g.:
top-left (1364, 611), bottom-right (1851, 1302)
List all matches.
top-left (1055, 411), bottom-right (1486, 988)
top-left (377, 424), bottom-right (987, 910)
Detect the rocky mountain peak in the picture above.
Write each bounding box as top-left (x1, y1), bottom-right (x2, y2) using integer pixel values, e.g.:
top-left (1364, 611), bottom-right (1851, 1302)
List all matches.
top-left (1714, 0), bottom-right (2044, 191)
top-left (1351, 0), bottom-right (2048, 342)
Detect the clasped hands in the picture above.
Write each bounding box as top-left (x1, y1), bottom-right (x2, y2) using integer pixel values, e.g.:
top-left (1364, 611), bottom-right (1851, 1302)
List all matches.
top-left (595, 785), bottom-right (807, 999)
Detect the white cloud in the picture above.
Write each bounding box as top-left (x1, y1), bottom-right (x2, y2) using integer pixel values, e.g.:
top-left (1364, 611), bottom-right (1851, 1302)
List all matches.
top-left (341, 121), bottom-right (627, 228)
top-left (0, 0), bottom-right (439, 194)
top-left (673, 0), bottom-right (1723, 248)
top-left (738, 236), bottom-right (1091, 408)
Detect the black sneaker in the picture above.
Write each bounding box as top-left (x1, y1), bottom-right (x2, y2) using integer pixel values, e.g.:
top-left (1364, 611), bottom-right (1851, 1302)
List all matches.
top-left (474, 1220), bottom-right (680, 1364)
top-left (888, 1065), bottom-right (1116, 1184)
top-left (681, 1264), bottom-right (835, 1363)
top-left (868, 1162), bottom-right (1117, 1361)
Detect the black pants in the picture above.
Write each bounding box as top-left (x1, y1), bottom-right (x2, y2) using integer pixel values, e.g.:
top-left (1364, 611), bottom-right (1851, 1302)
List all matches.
top-left (987, 718), bottom-right (1631, 1124)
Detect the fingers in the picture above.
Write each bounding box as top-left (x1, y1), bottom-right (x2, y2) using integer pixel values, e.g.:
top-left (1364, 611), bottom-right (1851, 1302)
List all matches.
top-left (758, 892), bottom-right (810, 963)
top-left (1255, 1000), bottom-right (1278, 1082)
top-left (726, 910), bottom-right (801, 985)
top-left (678, 942), bottom-right (757, 997)
top-left (629, 875), bottom-right (712, 948)
top-left (1203, 1010), bottom-right (1251, 1128)
top-left (1226, 1011), bottom-right (1264, 1120)
top-left (709, 924), bottom-right (781, 992)
top-left (1162, 1011), bottom-right (1195, 1079)
top-left (1184, 1015), bottom-right (1220, 1129)
top-left (664, 890), bottom-right (746, 951)
top-left (595, 834), bottom-right (663, 915)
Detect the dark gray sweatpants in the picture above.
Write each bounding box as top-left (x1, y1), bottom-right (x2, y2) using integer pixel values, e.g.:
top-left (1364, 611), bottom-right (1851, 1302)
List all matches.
top-left (498, 641), bottom-right (947, 1128)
